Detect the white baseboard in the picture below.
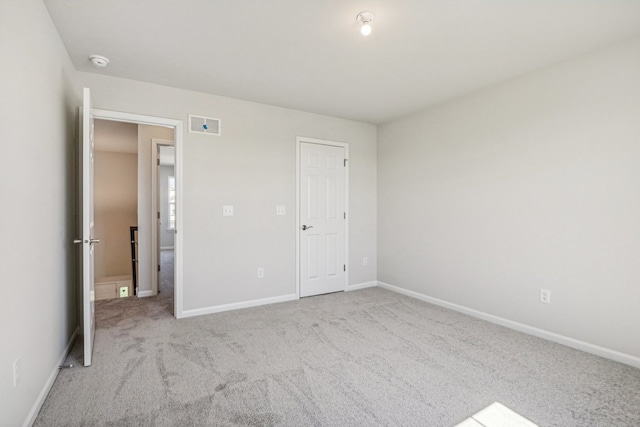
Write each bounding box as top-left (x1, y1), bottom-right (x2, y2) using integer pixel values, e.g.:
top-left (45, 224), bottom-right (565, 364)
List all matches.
top-left (181, 293), bottom-right (299, 318)
top-left (24, 327), bottom-right (79, 427)
top-left (137, 290), bottom-right (155, 298)
top-left (378, 281), bottom-right (640, 369)
top-left (346, 281), bottom-right (378, 291)
top-left (160, 246), bottom-right (174, 251)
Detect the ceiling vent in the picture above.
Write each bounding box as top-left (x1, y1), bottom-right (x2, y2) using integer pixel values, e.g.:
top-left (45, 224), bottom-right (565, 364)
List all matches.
top-left (188, 114), bottom-right (221, 136)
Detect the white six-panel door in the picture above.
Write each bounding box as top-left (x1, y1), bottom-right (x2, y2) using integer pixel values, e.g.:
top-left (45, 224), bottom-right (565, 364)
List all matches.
top-left (299, 140), bottom-right (347, 297)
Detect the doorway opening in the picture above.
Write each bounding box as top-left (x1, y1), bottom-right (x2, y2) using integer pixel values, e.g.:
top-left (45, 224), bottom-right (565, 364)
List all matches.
top-left (90, 107), bottom-right (184, 321)
top-left (80, 88), bottom-right (184, 367)
top-left (92, 121), bottom-right (176, 315)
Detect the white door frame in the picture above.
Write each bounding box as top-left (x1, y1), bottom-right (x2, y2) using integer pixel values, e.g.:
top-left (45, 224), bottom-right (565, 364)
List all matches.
top-left (295, 136), bottom-right (349, 298)
top-left (92, 108), bottom-right (184, 318)
top-left (151, 138), bottom-right (174, 296)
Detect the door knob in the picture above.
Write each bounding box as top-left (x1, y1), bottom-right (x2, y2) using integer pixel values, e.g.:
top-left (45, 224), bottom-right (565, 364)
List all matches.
top-left (301, 225), bottom-right (313, 230)
top-left (74, 239), bottom-right (100, 244)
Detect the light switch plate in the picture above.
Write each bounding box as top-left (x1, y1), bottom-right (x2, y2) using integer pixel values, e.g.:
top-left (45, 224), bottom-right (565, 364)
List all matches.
top-left (276, 206), bottom-right (286, 216)
top-left (223, 205), bottom-right (234, 216)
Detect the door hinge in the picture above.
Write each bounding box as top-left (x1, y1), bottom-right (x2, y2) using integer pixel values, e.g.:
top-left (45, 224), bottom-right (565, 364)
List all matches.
top-left (157, 158), bottom-right (160, 166)
top-left (158, 265), bottom-right (161, 272)
top-left (344, 212), bottom-right (346, 219)
top-left (344, 159), bottom-right (348, 167)
top-left (343, 265), bottom-right (346, 272)
top-left (157, 212), bottom-right (160, 219)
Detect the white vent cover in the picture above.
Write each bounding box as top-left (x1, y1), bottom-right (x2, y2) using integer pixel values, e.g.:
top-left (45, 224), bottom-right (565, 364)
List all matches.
top-left (188, 114), bottom-right (221, 136)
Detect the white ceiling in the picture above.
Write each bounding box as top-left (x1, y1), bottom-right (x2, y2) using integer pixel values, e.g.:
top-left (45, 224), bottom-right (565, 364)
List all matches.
top-left (44, 0), bottom-right (640, 124)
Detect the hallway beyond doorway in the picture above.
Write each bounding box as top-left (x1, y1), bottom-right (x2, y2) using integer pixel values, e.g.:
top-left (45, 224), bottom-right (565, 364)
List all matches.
top-left (94, 249), bottom-right (174, 323)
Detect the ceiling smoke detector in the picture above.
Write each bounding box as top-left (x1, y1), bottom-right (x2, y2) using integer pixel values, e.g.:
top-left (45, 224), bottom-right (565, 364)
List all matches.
top-left (89, 54), bottom-right (110, 67)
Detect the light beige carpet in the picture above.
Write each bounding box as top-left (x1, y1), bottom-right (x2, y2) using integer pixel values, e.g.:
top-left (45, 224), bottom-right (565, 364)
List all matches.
top-left (35, 284), bottom-right (640, 426)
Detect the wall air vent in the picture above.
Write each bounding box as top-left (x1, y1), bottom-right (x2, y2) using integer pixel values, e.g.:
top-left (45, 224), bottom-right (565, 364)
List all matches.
top-left (188, 114), bottom-right (221, 136)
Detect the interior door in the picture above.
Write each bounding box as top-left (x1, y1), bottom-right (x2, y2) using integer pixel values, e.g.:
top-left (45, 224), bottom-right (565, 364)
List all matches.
top-left (81, 88), bottom-right (97, 366)
top-left (299, 141), bottom-right (347, 297)
top-left (156, 146), bottom-right (161, 293)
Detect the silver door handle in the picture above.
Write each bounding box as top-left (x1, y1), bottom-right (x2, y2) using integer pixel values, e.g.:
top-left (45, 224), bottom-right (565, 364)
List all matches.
top-left (301, 225), bottom-right (313, 230)
top-left (90, 238), bottom-right (100, 244)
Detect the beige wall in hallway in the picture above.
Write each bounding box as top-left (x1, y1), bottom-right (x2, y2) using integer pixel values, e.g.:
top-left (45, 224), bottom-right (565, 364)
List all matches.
top-left (94, 151), bottom-right (138, 278)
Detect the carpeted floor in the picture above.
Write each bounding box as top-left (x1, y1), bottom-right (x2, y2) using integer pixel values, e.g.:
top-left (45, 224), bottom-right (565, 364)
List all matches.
top-left (35, 273), bottom-right (640, 426)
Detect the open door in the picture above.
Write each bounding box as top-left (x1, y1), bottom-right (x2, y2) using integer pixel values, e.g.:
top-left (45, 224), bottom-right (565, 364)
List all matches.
top-left (80, 87), bottom-right (97, 366)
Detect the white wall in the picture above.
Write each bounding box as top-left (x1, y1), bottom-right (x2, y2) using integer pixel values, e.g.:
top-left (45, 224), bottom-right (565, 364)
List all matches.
top-left (94, 151), bottom-right (138, 278)
top-left (0, 0), bottom-right (79, 425)
top-left (78, 72), bottom-right (378, 312)
top-left (378, 36), bottom-right (640, 359)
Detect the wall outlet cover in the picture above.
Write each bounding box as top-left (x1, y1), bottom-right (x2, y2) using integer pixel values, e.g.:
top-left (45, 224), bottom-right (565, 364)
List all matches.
top-left (119, 287), bottom-right (129, 297)
top-left (540, 289), bottom-right (551, 304)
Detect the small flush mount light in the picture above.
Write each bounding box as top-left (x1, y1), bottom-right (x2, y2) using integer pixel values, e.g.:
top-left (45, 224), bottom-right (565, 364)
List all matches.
top-left (89, 54), bottom-right (110, 68)
top-left (356, 11), bottom-right (375, 36)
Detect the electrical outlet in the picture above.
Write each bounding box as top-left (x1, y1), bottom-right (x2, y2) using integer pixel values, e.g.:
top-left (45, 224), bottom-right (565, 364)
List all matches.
top-left (363, 257), bottom-right (368, 266)
top-left (540, 289), bottom-right (551, 304)
top-left (257, 268), bottom-right (264, 278)
top-left (119, 287), bottom-right (129, 298)
top-left (13, 358), bottom-right (20, 387)
top-left (223, 205), bottom-right (234, 216)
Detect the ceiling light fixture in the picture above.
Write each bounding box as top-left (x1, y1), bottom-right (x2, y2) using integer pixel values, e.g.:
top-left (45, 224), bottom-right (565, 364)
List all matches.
top-left (89, 54), bottom-right (110, 68)
top-left (356, 11), bottom-right (375, 36)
